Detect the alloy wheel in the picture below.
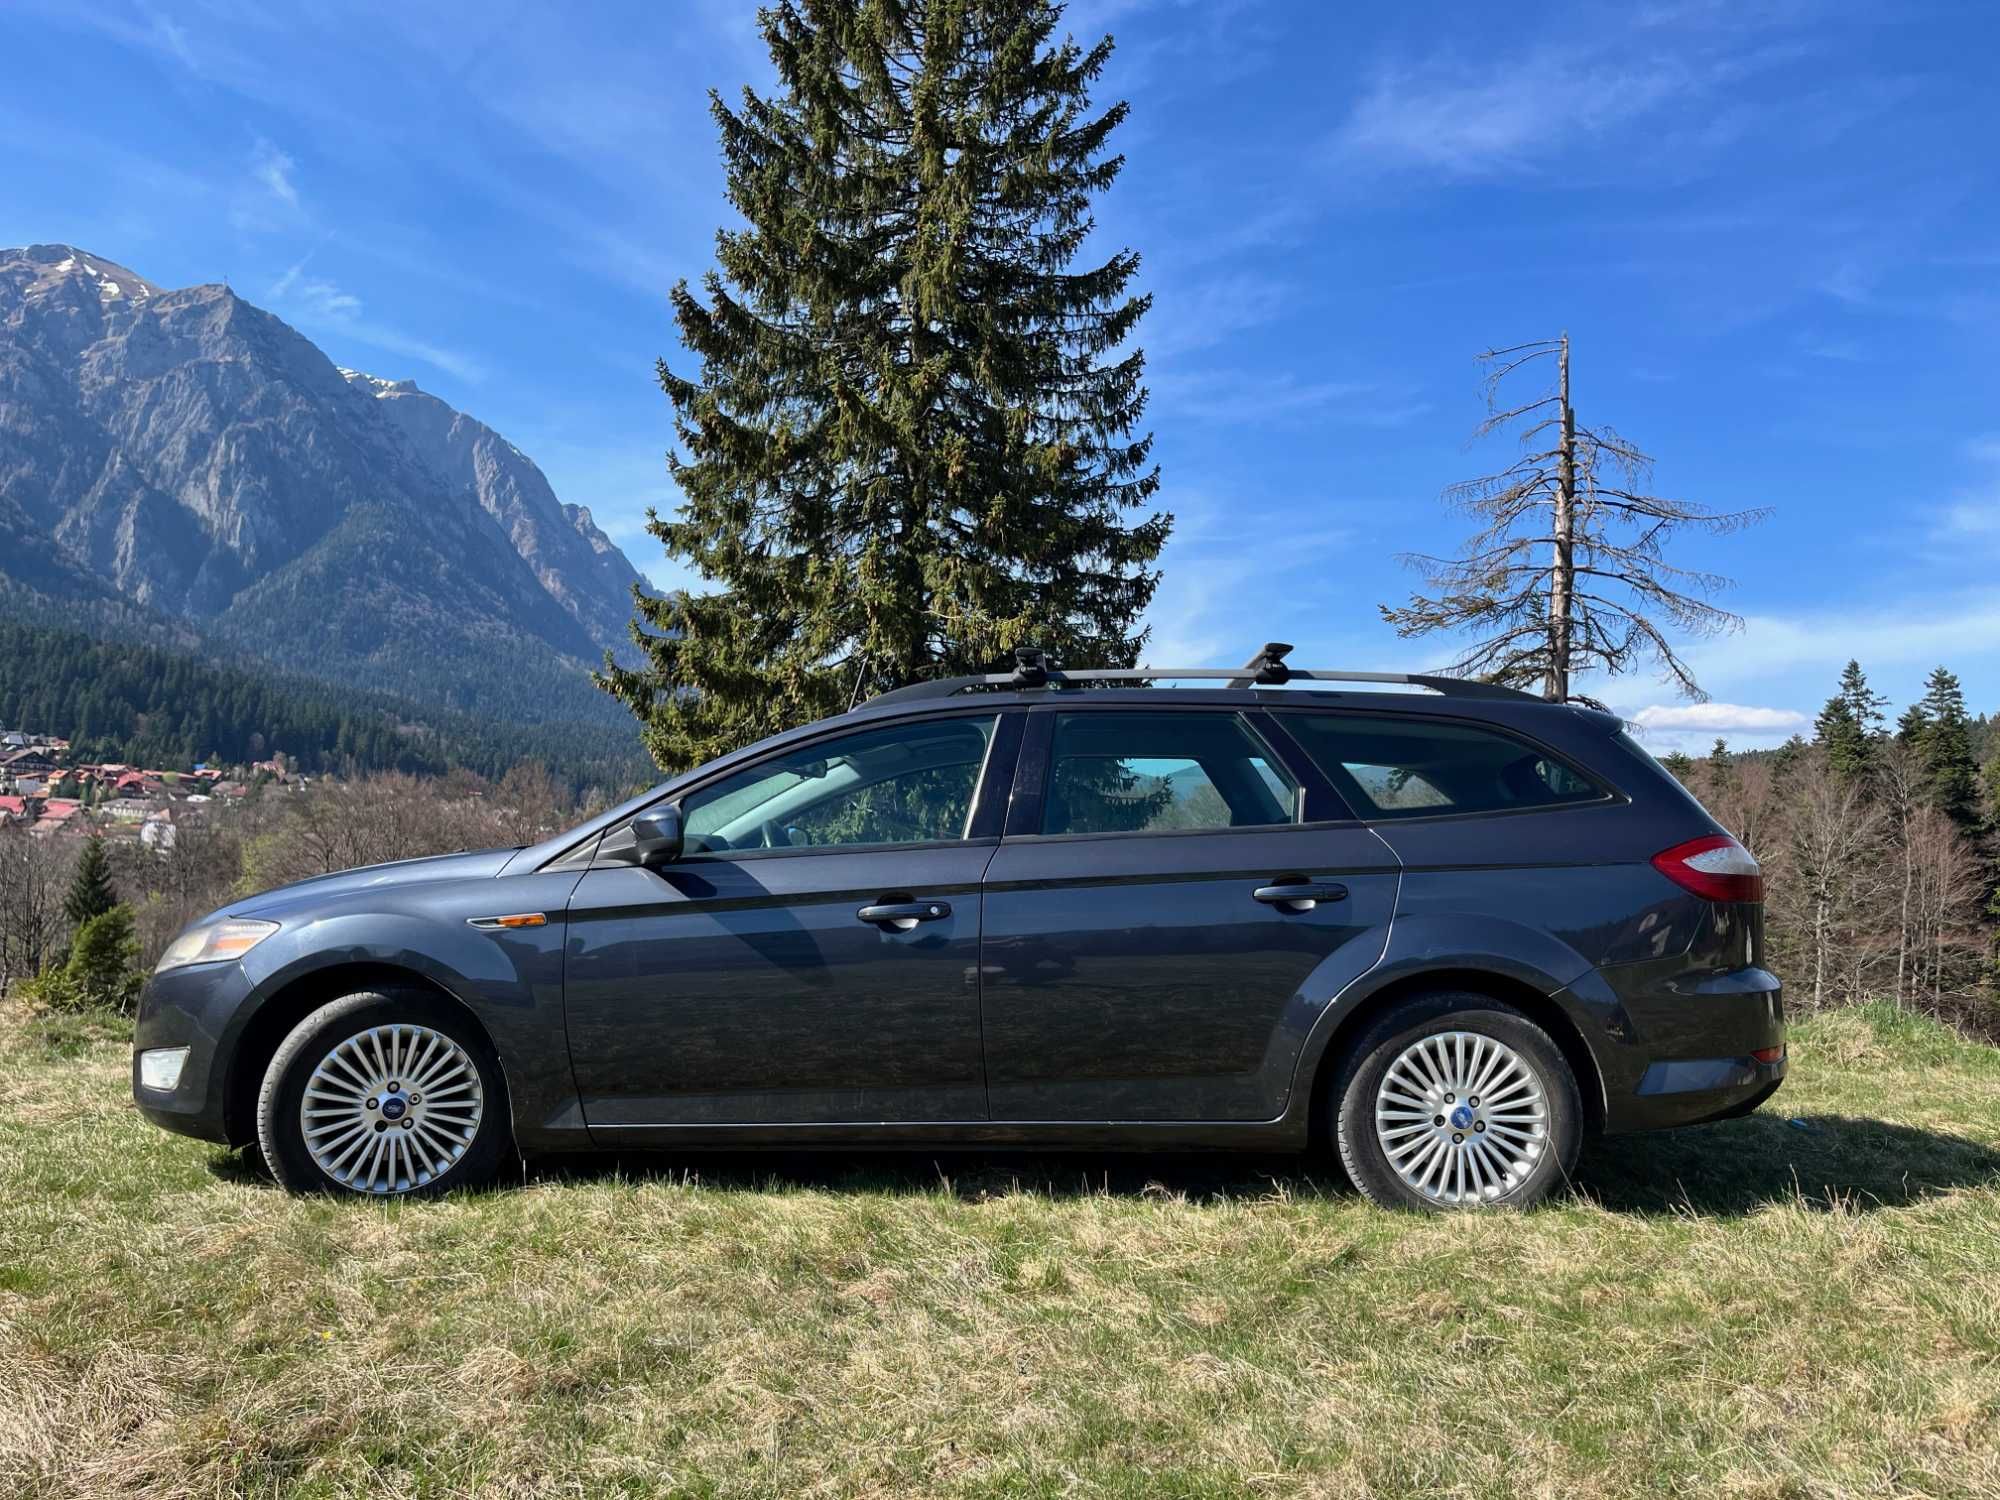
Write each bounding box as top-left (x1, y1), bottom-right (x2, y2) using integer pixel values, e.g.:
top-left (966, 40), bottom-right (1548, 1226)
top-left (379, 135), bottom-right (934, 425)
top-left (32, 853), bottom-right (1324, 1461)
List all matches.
top-left (1373, 1029), bottom-right (1550, 1205)
top-left (298, 1023), bottom-right (484, 1195)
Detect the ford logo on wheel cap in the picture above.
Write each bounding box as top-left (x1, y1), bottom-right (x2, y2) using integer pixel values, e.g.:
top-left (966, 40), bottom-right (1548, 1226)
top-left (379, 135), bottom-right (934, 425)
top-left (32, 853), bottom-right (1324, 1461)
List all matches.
top-left (1449, 1104), bottom-right (1475, 1131)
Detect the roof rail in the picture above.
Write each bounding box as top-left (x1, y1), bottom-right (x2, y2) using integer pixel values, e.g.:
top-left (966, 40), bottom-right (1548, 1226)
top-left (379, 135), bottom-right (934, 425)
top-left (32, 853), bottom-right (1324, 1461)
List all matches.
top-left (861, 644), bottom-right (1535, 708)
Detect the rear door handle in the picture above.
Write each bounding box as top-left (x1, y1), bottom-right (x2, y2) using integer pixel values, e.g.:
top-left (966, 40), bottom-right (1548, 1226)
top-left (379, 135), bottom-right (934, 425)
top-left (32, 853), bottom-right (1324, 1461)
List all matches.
top-left (857, 900), bottom-right (951, 929)
top-left (1252, 882), bottom-right (1347, 911)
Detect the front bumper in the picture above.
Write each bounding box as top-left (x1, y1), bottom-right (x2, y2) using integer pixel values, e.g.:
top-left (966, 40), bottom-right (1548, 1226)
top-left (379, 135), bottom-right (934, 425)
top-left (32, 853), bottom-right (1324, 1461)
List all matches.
top-left (1557, 958), bottom-right (1786, 1135)
top-left (130, 959), bottom-right (257, 1144)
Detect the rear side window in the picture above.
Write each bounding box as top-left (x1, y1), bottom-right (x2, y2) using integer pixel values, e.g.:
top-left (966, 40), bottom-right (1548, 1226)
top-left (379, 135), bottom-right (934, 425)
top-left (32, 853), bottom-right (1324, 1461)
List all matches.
top-left (1282, 714), bottom-right (1605, 820)
top-left (1042, 711), bottom-right (1298, 836)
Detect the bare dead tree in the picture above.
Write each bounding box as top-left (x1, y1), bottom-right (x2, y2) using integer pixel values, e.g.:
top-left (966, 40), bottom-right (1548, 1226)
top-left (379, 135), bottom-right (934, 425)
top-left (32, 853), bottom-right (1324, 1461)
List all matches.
top-left (1382, 334), bottom-right (1768, 700)
top-left (1904, 805), bottom-right (1986, 1014)
top-left (1775, 755), bottom-right (1890, 1011)
top-left (0, 829), bottom-right (79, 994)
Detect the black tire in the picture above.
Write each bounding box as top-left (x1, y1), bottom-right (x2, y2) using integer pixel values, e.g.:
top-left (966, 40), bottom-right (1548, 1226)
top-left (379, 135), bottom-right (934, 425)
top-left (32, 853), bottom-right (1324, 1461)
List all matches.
top-left (256, 990), bottom-right (509, 1198)
top-left (1331, 993), bottom-right (1582, 1212)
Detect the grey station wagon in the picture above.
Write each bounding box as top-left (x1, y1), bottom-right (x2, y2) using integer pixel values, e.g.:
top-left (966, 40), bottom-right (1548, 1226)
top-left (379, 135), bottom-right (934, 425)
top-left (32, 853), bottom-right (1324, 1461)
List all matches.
top-left (132, 646), bottom-right (1785, 1210)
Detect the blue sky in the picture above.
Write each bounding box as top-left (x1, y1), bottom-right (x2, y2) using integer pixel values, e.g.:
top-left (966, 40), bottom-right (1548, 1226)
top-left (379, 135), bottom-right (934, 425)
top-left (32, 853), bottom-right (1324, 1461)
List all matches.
top-left (6, 0), bottom-right (1998, 751)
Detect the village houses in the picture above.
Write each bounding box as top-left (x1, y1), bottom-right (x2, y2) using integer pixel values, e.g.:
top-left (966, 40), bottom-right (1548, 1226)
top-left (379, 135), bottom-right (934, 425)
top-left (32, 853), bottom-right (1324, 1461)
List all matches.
top-left (0, 728), bottom-right (285, 843)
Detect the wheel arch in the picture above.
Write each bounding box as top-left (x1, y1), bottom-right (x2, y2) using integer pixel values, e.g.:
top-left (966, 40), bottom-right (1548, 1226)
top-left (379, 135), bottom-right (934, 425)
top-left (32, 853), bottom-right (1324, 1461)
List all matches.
top-left (223, 962), bottom-right (510, 1148)
top-left (1302, 966), bottom-right (1608, 1147)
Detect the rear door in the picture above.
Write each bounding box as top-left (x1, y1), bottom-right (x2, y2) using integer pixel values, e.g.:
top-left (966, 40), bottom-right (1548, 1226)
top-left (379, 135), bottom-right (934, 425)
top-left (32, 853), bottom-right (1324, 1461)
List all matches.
top-left (977, 705), bottom-right (1400, 1122)
top-left (564, 709), bottom-right (1018, 1127)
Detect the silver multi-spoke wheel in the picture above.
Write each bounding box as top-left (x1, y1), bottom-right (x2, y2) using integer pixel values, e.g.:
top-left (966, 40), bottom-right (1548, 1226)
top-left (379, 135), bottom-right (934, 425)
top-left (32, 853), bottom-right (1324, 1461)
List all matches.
top-left (299, 1023), bottom-right (484, 1196)
top-left (1374, 1030), bottom-right (1550, 1206)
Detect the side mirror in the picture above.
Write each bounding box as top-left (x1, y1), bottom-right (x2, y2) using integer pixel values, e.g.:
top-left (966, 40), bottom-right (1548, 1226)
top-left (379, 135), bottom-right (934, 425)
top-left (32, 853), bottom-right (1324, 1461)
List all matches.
top-left (630, 806), bottom-right (683, 868)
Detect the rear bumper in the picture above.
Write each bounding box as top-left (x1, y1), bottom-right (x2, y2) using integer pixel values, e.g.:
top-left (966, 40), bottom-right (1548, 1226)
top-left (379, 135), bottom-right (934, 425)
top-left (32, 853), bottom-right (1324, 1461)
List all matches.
top-left (1625, 1050), bottom-right (1787, 1130)
top-left (1557, 959), bottom-right (1786, 1135)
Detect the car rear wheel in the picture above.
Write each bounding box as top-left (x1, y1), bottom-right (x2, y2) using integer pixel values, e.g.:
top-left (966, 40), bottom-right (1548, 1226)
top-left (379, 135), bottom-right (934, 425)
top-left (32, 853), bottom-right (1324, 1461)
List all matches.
top-left (256, 990), bottom-right (508, 1198)
top-left (1332, 993), bottom-right (1582, 1211)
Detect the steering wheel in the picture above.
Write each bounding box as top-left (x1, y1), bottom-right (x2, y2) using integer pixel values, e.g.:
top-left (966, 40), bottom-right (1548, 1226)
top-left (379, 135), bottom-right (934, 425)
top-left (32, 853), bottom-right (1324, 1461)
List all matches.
top-left (754, 819), bottom-right (816, 849)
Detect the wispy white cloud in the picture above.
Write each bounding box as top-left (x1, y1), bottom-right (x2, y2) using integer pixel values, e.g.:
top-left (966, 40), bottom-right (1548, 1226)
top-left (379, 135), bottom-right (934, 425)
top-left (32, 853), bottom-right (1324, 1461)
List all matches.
top-left (1797, 334), bottom-right (1866, 362)
top-left (252, 138), bottom-right (299, 210)
top-left (1150, 369), bottom-right (1427, 428)
top-left (1684, 597), bottom-right (2000, 690)
top-left (1332, 46), bottom-right (1692, 176)
top-left (1141, 270), bottom-right (1297, 359)
top-left (231, 138), bottom-right (304, 232)
top-left (1329, 5), bottom-right (1823, 182)
top-left (135, 1), bottom-right (197, 72)
top-left (1921, 435), bottom-right (2000, 549)
top-left (267, 257), bottom-right (485, 384)
top-left (1140, 490), bottom-right (1356, 664)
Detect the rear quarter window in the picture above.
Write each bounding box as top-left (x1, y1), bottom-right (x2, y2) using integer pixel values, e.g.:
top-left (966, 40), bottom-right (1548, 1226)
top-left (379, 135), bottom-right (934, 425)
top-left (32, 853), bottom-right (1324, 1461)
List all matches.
top-left (1281, 713), bottom-right (1607, 820)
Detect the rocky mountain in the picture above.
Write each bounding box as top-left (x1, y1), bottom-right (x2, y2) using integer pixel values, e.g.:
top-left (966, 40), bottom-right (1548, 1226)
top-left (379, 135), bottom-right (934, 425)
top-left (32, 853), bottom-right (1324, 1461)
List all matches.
top-left (340, 368), bottom-right (646, 652)
top-left (0, 243), bottom-right (650, 726)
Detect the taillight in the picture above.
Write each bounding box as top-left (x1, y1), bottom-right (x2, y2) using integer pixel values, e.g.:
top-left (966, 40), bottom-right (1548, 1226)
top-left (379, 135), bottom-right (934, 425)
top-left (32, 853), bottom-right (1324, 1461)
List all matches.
top-left (1651, 834), bottom-right (1764, 903)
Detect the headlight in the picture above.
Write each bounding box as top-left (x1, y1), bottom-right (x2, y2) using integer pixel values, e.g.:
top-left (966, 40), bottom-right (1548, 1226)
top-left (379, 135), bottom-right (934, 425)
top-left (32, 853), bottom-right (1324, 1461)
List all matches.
top-left (154, 919), bottom-right (279, 973)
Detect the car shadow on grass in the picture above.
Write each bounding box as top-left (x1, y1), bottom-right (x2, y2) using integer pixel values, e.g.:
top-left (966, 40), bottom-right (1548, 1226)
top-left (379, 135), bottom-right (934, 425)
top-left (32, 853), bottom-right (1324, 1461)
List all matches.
top-left (519, 1147), bottom-right (1343, 1205)
top-left (209, 1114), bottom-right (2000, 1216)
top-left (502, 1111), bottom-right (2000, 1217)
top-left (1573, 1112), bottom-right (2000, 1216)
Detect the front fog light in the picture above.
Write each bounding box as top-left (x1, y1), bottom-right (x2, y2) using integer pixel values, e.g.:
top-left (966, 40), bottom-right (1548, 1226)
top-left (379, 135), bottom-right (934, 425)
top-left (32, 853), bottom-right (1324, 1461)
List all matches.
top-left (138, 1046), bottom-right (190, 1092)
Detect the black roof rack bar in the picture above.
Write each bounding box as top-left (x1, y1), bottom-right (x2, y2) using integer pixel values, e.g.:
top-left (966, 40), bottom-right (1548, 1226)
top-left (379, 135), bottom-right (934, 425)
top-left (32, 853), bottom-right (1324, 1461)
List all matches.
top-left (862, 659), bottom-right (1534, 707)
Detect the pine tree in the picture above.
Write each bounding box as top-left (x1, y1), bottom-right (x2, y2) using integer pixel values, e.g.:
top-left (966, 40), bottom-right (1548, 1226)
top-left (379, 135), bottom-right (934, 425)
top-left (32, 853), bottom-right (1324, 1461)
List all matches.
top-left (1705, 736), bottom-right (1734, 797)
top-left (1815, 659), bottom-right (1886, 783)
top-left (1770, 732), bottom-right (1807, 783)
top-left (1661, 749), bottom-right (1695, 780)
top-left (602, 0), bottom-right (1169, 771)
top-left (65, 905), bottom-right (142, 1015)
top-left (63, 832), bottom-right (117, 927)
top-left (1915, 665), bottom-right (1979, 831)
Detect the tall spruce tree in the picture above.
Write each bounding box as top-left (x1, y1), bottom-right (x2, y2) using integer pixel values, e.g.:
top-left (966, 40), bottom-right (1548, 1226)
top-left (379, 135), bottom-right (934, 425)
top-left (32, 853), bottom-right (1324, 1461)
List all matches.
top-left (1770, 732), bottom-right (1807, 783)
top-left (63, 832), bottom-right (117, 927)
top-left (1706, 736), bottom-right (1734, 795)
top-left (1814, 659), bottom-right (1887, 783)
top-left (1915, 665), bottom-right (1980, 831)
top-left (602, 0), bottom-right (1168, 771)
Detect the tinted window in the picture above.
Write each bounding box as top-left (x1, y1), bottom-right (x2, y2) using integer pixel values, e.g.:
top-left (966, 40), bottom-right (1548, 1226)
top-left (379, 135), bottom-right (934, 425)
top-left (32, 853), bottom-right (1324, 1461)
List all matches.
top-left (1283, 714), bottom-right (1604, 819)
top-left (1043, 712), bottom-right (1298, 836)
top-left (678, 715), bottom-right (996, 853)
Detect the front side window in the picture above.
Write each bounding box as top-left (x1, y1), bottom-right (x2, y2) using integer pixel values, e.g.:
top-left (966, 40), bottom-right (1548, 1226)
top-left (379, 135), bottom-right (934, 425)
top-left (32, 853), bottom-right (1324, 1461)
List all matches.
top-left (1041, 712), bottom-right (1298, 836)
top-left (676, 714), bottom-right (997, 853)
top-left (1282, 714), bottom-right (1605, 820)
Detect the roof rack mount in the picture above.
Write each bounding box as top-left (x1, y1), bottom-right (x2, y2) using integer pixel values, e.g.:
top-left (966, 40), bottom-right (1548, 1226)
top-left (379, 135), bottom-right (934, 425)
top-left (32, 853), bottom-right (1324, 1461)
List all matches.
top-left (863, 645), bottom-right (1534, 708)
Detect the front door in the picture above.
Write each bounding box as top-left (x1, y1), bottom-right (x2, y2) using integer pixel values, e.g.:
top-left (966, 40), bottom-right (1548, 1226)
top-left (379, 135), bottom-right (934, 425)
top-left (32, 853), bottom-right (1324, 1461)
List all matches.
top-left (564, 710), bottom-right (1011, 1127)
top-left (978, 706), bottom-right (1400, 1121)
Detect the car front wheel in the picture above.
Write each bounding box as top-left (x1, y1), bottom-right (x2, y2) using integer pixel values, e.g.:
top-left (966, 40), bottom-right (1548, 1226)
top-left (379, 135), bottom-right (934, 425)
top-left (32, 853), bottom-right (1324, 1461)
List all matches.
top-left (1332, 994), bottom-right (1582, 1211)
top-left (256, 990), bottom-right (508, 1197)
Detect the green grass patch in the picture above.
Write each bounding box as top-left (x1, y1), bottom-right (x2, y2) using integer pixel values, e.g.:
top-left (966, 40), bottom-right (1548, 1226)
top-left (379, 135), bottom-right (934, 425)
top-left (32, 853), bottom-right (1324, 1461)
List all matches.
top-left (2, 1004), bottom-right (1998, 1496)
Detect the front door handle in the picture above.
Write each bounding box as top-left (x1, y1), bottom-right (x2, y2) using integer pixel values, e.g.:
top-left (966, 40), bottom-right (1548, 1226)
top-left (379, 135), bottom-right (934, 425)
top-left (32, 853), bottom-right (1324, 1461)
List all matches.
top-left (1252, 881), bottom-right (1347, 911)
top-left (857, 899), bottom-right (952, 930)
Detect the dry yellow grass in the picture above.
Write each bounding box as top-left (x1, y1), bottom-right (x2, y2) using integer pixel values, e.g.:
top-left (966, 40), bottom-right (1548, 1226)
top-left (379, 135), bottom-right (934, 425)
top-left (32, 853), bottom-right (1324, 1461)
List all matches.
top-left (2, 1003), bottom-right (1998, 1498)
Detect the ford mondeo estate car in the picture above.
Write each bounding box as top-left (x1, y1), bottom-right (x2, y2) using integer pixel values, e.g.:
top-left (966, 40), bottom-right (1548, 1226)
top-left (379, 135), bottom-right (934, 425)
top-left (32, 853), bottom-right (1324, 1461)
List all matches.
top-left (132, 646), bottom-right (1784, 1210)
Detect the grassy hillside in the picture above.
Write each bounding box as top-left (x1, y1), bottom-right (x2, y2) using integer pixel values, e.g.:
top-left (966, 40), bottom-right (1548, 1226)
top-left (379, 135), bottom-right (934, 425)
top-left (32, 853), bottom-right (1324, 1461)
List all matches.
top-left (2, 1003), bottom-right (1997, 1497)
